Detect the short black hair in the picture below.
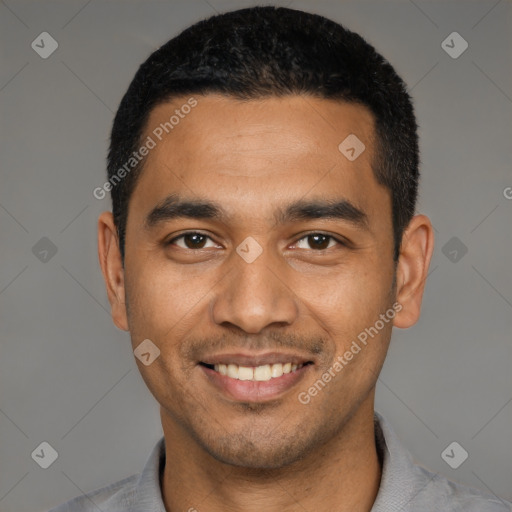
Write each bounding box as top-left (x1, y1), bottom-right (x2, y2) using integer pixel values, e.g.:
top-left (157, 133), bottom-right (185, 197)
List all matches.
top-left (107, 6), bottom-right (419, 263)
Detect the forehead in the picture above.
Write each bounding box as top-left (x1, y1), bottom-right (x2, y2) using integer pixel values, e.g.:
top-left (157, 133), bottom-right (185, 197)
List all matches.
top-left (130, 94), bottom-right (387, 227)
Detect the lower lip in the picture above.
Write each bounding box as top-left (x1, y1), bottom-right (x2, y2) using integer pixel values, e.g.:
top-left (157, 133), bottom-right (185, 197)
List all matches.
top-left (199, 364), bottom-right (311, 402)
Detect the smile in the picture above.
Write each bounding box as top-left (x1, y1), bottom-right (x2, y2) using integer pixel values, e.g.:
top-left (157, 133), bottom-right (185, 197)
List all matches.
top-left (205, 362), bottom-right (306, 381)
top-left (199, 354), bottom-right (314, 402)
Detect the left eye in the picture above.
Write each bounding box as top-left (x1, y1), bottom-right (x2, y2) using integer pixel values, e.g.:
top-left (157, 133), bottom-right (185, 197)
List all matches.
top-left (294, 233), bottom-right (341, 250)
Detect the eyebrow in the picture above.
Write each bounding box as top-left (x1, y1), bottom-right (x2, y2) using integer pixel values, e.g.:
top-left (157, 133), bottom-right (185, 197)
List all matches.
top-left (144, 193), bottom-right (369, 231)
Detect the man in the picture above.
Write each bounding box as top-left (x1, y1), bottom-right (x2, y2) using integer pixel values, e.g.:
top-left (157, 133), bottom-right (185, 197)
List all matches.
top-left (51, 6), bottom-right (511, 512)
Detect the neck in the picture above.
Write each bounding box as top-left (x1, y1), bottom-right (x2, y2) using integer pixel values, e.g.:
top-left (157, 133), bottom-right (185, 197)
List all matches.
top-left (160, 397), bottom-right (381, 512)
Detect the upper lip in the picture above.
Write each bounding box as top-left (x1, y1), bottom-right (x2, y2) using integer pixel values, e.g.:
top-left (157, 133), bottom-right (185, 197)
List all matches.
top-left (199, 351), bottom-right (315, 367)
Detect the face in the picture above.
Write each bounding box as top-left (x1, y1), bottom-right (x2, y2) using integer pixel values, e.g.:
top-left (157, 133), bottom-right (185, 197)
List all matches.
top-left (99, 94), bottom-right (429, 469)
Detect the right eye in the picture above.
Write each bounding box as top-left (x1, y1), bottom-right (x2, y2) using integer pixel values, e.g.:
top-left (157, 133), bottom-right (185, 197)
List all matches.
top-left (166, 232), bottom-right (219, 250)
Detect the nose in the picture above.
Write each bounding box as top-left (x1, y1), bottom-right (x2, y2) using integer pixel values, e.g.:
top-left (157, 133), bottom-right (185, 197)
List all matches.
top-left (210, 242), bottom-right (299, 334)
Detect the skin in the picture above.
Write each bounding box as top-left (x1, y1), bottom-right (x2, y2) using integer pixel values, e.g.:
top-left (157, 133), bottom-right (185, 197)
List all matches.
top-left (98, 94), bottom-right (434, 512)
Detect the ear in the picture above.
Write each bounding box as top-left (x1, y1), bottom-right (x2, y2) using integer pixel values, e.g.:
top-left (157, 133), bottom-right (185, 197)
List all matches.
top-left (393, 214), bottom-right (435, 329)
top-left (97, 211), bottom-right (129, 331)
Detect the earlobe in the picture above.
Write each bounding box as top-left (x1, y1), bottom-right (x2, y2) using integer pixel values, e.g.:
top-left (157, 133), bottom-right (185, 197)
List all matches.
top-left (97, 211), bottom-right (129, 332)
top-left (393, 214), bottom-right (435, 329)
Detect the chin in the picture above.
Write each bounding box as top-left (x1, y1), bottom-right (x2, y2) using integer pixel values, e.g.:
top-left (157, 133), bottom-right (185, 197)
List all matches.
top-left (196, 427), bottom-right (318, 470)
top-left (211, 444), bottom-right (306, 470)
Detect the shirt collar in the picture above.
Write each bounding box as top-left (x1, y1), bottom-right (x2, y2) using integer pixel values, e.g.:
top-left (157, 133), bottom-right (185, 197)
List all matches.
top-left (371, 410), bottom-right (439, 511)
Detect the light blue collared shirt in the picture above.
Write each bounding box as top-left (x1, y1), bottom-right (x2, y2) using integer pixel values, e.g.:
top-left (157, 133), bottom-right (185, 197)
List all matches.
top-left (48, 411), bottom-right (511, 511)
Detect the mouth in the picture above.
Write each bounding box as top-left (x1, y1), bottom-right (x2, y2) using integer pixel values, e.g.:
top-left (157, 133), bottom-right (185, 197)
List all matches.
top-left (198, 352), bottom-right (314, 402)
top-left (199, 361), bottom-right (311, 382)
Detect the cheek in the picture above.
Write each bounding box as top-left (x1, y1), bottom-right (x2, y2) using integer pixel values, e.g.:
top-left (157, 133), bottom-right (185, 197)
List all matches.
top-left (298, 263), bottom-right (392, 336)
top-left (125, 260), bottom-right (214, 347)
top-left (295, 261), bottom-right (395, 387)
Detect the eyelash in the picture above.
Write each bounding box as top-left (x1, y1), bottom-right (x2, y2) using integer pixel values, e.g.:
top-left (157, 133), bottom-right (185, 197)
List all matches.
top-left (166, 231), bottom-right (347, 251)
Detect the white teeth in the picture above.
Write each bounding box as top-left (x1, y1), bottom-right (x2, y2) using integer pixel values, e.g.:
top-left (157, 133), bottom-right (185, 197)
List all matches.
top-left (212, 362), bottom-right (304, 381)
top-left (271, 363), bottom-right (283, 378)
top-left (227, 364), bottom-right (238, 378)
top-left (254, 364), bottom-right (272, 381)
top-left (238, 366), bottom-right (254, 381)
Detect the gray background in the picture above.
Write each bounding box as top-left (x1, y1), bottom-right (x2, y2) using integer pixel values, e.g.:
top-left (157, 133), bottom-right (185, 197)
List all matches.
top-left (1, 0), bottom-right (511, 511)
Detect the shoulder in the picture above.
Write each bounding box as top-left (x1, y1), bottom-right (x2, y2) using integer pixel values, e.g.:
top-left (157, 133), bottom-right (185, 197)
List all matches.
top-left (48, 435), bottom-right (166, 512)
top-left (47, 473), bottom-right (140, 512)
top-left (407, 462), bottom-right (512, 512)
top-left (373, 411), bottom-right (511, 512)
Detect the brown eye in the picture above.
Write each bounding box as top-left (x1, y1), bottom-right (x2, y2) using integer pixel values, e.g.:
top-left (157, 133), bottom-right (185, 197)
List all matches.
top-left (308, 234), bottom-right (331, 250)
top-left (295, 233), bottom-right (341, 251)
top-left (168, 232), bottom-right (216, 249)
